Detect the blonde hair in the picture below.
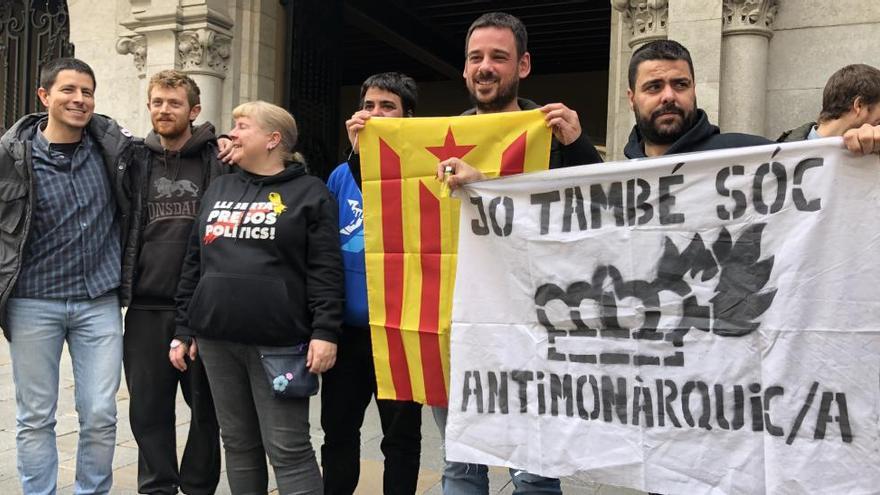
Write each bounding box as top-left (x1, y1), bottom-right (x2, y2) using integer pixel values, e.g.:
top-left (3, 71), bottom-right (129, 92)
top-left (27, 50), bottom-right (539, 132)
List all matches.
top-left (232, 100), bottom-right (304, 163)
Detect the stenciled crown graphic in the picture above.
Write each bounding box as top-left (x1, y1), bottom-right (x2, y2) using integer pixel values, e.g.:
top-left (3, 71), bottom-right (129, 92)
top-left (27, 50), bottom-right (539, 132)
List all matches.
top-left (535, 223), bottom-right (777, 367)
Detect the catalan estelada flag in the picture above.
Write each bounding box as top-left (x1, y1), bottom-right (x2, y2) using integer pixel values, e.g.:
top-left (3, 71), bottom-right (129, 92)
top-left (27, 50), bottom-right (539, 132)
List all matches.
top-left (359, 110), bottom-right (552, 406)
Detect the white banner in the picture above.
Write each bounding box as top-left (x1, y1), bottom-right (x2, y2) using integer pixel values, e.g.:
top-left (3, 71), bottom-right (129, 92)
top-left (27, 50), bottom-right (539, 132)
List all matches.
top-left (447, 139), bottom-right (880, 494)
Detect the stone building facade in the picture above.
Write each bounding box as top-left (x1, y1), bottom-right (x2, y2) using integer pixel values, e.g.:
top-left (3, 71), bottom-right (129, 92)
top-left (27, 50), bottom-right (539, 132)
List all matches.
top-left (68, 1), bottom-right (880, 160)
top-left (70, 0), bottom-right (285, 138)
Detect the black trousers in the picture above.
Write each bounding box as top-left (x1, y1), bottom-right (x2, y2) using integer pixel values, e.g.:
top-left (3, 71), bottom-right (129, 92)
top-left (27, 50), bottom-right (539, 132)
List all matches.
top-left (123, 308), bottom-right (221, 494)
top-left (320, 325), bottom-right (423, 495)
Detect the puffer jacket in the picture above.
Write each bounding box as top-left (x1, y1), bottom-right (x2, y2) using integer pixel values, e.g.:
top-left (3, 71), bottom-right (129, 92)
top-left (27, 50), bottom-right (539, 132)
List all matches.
top-left (0, 112), bottom-right (148, 337)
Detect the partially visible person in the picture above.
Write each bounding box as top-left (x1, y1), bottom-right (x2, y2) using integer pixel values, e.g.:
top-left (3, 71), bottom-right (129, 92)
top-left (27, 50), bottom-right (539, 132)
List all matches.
top-left (172, 100), bottom-right (343, 495)
top-left (778, 63), bottom-right (880, 142)
top-left (126, 69), bottom-right (224, 495)
top-left (431, 11), bottom-right (603, 495)
top-left (0, 57), bottom-right (146, 494)
top-left (322, 72), bottom-right (423, 495)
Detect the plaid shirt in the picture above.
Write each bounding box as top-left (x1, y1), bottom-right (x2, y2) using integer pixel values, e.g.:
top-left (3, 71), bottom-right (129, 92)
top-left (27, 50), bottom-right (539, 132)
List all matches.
top-left (13, 126), bottom-right (121, 299)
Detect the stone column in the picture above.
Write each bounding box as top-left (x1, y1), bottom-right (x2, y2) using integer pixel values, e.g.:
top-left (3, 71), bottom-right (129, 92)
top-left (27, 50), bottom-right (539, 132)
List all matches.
top-left (612, 0), bottom-right (669, 49)
top-left (667, 0), bottom-right (724, 126)
top-left (115, 34), bottom-right (149, 134)
top-left (719, 0), bottom-right (778, 135)
top-left (178, 28), bottom-right (232, 127)
top-left (116, 0), bottom-right (234, 133)
top-left (608, 0), bottom-right (670, 160)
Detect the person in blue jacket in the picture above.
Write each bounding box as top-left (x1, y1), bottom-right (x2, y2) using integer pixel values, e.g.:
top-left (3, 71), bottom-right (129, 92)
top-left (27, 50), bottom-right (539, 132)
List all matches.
top-left (321, 72), bottom-right (423, 495)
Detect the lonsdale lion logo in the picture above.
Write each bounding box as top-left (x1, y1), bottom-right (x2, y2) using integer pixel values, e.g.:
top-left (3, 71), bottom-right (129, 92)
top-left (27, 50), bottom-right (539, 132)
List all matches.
top-left (155, 177), bottom-right (199, 198)
top-left (535, 223), bottom-right (777, 367)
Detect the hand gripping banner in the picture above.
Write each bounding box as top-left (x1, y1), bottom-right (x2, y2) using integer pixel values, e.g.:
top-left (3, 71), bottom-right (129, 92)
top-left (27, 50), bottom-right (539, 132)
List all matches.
top-left (447, 138), bottom-right (880, 494)
top-left (359, 110), bottom-right (551, 406)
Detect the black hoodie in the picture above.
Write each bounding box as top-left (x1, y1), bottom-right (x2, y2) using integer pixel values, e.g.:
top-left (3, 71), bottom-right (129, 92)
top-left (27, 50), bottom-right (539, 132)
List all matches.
top-left (624, 109), bottom-right (771, 159)
top-left (132, 123), bottom-right (229, 308)
top-left (175, 163), bottom-right (344, 346)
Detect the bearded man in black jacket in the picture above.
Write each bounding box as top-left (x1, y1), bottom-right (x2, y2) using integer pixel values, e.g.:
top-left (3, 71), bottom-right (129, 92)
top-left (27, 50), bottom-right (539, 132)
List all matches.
top-left (624, 40), bottom-right (880, 158)
top-left (623, 40), bottom-right (770, 159)
top-left (125, 70), bottom-right (226, 495)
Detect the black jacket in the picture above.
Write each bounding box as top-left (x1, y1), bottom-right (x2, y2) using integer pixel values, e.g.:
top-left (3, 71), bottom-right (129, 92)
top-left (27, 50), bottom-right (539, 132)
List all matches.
top-left (624, 109), bottom-right (772, 159)
top-left (175, 163), bottom-right (344, 346)
top-left (0, 113), bottom-right (147, 337)
top-left (463, 98), bottom-right (604, 168)
top-left (777, 121), bottom-right (817, 143)
top-left (132, 123), bottom-right (231, 308)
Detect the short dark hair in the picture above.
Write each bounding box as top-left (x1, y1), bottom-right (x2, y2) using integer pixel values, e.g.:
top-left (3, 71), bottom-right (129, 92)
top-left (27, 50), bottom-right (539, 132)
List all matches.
top-left (40, 57), bottom-right (96, 92)
top-left (465, 12), bottom-right (528, 59)
top-left (628, 40), bottom-right (694, 90)
top-left (819, 64), bottom-right (880, 122)
top-left (359, 72), bottom-right (418, 116)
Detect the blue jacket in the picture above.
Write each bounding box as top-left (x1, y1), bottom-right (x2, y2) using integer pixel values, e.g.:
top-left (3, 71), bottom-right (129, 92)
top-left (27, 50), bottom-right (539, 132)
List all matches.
top-left (326, 158), bottom-right (369, 328)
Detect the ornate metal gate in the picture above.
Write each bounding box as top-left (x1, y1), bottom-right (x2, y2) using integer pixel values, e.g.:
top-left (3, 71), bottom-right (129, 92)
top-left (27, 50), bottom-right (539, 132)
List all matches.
top-left (0, 0), bottom-right (75, 131)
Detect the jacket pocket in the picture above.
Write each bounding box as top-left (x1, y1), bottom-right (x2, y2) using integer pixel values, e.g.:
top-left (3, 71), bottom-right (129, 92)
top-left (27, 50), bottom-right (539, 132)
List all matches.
top-left (0, 180), bottom-right (27, 234)
top-left (188, 272), bottom-right (296, 337)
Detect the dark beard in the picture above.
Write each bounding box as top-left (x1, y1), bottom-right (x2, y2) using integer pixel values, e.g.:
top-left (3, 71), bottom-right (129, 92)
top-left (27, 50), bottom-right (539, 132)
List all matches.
top-left (469, 77), bottom-right (519, 113)
top-left (635, 102), bottom-right (697, 145)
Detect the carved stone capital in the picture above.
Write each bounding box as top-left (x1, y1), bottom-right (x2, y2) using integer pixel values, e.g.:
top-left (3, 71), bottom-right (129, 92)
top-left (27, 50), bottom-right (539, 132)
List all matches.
top-left (205, 30), bottom-right (232, 73)
top-left (177, 29), bottom-right (231, 75)
top-left (612, 0), bottom-right (668, 48)
top-left (177, 30), bottom-right (204, 69)
top-left (722, 0), bottom-right (778, 38)
top-left (116, 35), bottom-right (147, 72)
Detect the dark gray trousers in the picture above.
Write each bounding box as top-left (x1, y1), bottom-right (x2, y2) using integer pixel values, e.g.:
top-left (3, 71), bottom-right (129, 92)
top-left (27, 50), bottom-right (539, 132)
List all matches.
top-left (199, 338), bottom-right (322, 495)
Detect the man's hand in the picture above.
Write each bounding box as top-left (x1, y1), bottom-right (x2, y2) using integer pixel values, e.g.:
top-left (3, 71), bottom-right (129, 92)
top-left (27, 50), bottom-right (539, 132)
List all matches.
top-left (169, 338), bottom-right (198, 372)
top-left (540, 103), bottom-right (582, 146)
top-left (307, 339), bottom-right (337, 374)
top-left (843, 123), bottom-right (880, 155)
top-left (217, 136), bottom-right (234, 163)
top-left (436, 157), bottom-right (486, 191)
top-left (346, 110), bottom-right (372, 153)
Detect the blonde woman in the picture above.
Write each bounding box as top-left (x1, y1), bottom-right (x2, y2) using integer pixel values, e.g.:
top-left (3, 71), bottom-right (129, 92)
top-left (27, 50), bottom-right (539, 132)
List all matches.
top-left (171, 101), bottom-right (343, 494)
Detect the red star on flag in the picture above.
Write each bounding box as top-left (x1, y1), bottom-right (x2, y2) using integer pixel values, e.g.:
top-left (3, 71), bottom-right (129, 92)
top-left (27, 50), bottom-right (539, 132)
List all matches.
top-left (425, 126), bottom-right (476, 161)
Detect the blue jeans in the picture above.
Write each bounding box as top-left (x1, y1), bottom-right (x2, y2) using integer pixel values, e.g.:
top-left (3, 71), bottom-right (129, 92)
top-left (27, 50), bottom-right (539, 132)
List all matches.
top-left (6, 294), bottom-right (123, 495)
top-left (432, 407), bottom-right (562, 495)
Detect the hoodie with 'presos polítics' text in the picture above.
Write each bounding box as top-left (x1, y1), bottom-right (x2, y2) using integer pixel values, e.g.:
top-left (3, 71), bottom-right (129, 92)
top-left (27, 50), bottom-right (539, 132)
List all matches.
top-left (175, 163), bottom-right (344, 346)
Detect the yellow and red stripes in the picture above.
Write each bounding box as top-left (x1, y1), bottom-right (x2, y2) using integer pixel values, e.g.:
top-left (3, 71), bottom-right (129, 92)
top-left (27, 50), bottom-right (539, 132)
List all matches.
top-left (361, 111), bottom-right (552, 406)
top-left (377, 139), bottom-right (414, 401)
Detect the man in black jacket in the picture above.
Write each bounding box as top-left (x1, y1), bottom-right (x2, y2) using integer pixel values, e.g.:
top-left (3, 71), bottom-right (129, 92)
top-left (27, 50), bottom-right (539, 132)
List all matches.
top-left (0, 57), bottom-right (146, 494)
top-left (434, 12), bottom-right (604, 495)
top-left (623, 40), bottom-right (770, 159)
top-left (624, 40), bottom-right (880, 158)
top-left (126, 70), bottom-right (225, 495)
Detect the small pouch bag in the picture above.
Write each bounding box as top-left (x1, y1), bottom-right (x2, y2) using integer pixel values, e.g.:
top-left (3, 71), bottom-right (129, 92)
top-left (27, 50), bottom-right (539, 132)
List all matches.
top-left (257, 343), bottom-right (318, 399)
